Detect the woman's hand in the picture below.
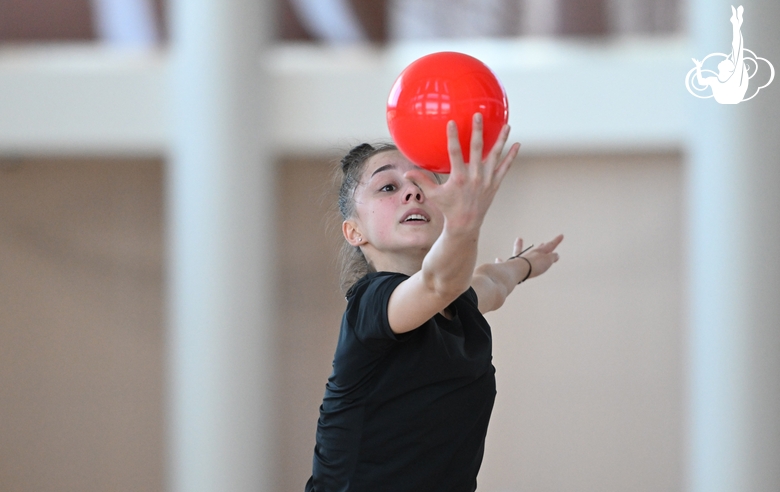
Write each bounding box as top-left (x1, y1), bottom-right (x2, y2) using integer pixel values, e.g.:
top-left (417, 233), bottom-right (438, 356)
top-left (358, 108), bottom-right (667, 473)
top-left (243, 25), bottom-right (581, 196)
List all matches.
top-left (404, 113), bottom-right (520, 234)
top-left (385, 113), bottom-right (520, 332)
top-left (508, 235), bottom-right (564, 280)
top-left (472, 234), bottom-right (563, 313)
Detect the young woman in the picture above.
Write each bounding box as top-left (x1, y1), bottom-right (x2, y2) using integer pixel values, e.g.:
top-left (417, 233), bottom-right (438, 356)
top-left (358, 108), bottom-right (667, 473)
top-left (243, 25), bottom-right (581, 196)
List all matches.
top-left (306, 114), bottom-right (563, 491)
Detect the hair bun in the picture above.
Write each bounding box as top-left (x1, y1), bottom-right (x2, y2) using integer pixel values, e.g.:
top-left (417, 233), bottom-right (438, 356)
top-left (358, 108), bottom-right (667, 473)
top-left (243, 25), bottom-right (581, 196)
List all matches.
top-left (341, 143), bottom-right (375, 173)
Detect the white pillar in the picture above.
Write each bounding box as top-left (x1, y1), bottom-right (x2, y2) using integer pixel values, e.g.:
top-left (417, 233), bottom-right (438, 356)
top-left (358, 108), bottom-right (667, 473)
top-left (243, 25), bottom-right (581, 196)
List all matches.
top-left (521, 0), bottom-right (560, 36)
top-left (166, 0), bottom-right (276, 491)
top-left (91, 0), bottom-right (160, 47)
top-left (686, 1), bottom-right (780, 491)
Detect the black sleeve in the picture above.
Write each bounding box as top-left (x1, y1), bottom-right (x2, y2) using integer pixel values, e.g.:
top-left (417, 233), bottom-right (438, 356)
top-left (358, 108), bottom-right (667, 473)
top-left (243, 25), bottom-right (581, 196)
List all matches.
top-left (347, 272), bottom-right (410, 350)
top-left (463, 286), bottom-right (479, 308)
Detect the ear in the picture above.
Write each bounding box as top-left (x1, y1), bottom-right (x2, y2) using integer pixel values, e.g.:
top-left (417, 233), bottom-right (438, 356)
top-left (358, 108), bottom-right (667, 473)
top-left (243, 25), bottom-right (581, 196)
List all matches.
top-left (342, 219), bottom-right (365, 247)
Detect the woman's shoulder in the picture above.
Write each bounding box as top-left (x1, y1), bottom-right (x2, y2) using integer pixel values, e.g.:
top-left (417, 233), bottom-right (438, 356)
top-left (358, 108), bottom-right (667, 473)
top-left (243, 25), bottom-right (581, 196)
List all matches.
top-left (345, 271), bottom-right (410, 300)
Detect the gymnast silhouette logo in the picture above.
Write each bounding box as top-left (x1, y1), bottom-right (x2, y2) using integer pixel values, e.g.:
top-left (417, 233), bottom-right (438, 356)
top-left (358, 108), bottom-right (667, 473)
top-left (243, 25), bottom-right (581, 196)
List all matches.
top-left (685, 5), bottom-right (774, 104)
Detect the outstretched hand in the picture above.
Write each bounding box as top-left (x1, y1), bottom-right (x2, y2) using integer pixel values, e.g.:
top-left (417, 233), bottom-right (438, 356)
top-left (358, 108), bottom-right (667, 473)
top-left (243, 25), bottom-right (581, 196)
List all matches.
top-left (385, 113), bottom-right (521, 333)
top-left (497, 235), bottom-right (564, 280)
top-left (472, 234), bottom-right (563, 313)
top-left (404, 113), bottom-right (520, 233)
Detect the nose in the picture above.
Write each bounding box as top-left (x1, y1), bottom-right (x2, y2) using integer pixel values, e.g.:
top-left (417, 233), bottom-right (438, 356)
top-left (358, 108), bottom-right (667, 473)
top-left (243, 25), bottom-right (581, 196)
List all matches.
top-left (402, 182), bottom-right (424, 203)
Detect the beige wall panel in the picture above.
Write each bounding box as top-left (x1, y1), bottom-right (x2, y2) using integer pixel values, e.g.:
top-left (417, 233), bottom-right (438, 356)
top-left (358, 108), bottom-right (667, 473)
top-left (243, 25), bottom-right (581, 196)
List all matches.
top-left (275, 157), bottom-right (347, 491)
top-left (277, 152), bottom-right (684, 492)
top-left (479, 152), bottom-right (684, 491)
top-left (0, 159), bottom-right (164, 492)
top-left (0, 151), bottom-right (682, 492)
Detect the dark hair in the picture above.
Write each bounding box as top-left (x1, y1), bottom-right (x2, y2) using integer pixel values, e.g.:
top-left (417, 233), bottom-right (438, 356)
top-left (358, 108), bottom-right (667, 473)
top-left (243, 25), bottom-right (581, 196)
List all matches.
top-left (337, 142), bottom-right (397, 292)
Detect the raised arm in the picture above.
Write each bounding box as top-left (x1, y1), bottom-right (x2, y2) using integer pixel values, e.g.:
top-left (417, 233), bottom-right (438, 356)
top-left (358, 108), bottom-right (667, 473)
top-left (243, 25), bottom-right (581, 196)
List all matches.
top-left (386, 114), bottom-right (519, 334)
top-left (471, 235), bottom-right (563, 314)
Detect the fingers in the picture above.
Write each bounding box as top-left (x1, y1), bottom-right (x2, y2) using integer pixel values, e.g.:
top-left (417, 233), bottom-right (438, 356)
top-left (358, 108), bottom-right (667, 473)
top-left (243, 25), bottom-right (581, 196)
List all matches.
top-left (450, 115), bottom-right (519, 181)
top-left (488, 123), bottom-right (510, 162)
top-left (487, 122), bottom-right (511, 175)
top-left (537, 234), bottom-right (564, 253)
top-left (512, 237), bottom-right (524, 256)
top-left (550, 234), bottom-right (564, 262)
top-left (446, 121), bottom-right (467, 176)
top-left (548, 234), bottom-right (564, 248)
top-left (495, 141), bottom-right (520, 181)
top-left (534, 235), bottom-right (563, 265)
top-left (501, 234), bottom-right (563, 281)
top-left (469, 113), bottom-right (484, 169)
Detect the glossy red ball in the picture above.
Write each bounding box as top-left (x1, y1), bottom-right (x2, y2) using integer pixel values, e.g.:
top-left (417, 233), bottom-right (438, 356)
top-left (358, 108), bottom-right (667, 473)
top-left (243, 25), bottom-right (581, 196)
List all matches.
top-left (386, 52), bottom-right (508, 174)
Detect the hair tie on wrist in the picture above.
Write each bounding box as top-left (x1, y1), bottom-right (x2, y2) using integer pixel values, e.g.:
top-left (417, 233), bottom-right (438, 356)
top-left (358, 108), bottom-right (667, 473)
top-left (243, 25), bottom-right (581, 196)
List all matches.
top-left (516, 256), bottom-right (532, 284)
top-left (508, 244), bottom-right (533, 284)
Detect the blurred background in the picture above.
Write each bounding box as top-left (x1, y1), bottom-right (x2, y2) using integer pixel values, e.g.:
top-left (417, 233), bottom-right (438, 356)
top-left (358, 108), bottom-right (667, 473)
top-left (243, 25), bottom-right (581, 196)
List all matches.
top-left (0, 0), bottom-right (777, 491)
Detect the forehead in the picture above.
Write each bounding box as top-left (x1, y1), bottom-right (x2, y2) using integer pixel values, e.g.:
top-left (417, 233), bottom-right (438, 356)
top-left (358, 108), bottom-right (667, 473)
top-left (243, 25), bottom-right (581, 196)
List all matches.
top-left (364, 150), bottom-right (411, 173)
top-left (362, 150), bottom-right (428, 182)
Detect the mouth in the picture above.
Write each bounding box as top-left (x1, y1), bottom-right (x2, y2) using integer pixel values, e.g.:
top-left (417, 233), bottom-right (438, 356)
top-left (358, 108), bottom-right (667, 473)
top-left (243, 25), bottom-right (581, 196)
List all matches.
top-left (401, 209), bottom-right (430, 223)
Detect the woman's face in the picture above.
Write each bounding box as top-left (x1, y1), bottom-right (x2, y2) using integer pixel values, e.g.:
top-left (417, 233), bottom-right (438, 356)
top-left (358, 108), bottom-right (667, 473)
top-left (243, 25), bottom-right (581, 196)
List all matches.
top-left (346, 150), bottom-right (444, 267)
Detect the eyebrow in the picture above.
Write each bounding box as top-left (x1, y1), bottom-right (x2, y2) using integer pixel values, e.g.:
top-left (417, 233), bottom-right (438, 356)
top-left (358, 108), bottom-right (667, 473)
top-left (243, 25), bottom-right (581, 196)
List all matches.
top-left (370, 163), bottom-right (396, 178)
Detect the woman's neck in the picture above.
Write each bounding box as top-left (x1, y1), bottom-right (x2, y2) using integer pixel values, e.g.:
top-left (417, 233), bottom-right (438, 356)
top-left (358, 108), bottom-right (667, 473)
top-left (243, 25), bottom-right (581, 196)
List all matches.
top-left (365, 249), bottom-right (425, 277)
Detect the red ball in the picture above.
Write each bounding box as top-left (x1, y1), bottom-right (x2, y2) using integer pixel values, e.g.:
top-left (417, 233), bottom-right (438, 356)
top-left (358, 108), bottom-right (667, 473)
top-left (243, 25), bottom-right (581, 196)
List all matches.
top-left (387, 52), bottom-right (509, 174)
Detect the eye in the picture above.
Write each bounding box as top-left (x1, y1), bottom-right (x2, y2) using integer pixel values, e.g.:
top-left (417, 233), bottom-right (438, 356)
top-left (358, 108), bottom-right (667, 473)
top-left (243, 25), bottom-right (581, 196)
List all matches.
top-left (380, 183), bottom-right (397, 192)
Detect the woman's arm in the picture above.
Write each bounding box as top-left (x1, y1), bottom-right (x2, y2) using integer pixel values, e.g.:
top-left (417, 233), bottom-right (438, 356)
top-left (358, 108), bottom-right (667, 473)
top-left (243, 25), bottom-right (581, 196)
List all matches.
top-left (386, 114), bottom-right (519, 334)
top-left (471, 235), bottom-right (563, 314)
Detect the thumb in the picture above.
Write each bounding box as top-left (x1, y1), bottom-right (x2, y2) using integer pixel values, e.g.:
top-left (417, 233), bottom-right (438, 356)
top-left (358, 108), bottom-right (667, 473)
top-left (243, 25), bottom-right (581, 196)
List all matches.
top-left (513, 237), bottom-right (524, 256)
top-left (404, 169), bottom-right (440, 196)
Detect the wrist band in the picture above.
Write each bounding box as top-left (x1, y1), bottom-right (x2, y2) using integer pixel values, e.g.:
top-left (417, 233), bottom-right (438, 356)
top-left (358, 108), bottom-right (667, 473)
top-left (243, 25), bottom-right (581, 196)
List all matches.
top-left (508, 244), bottom-right (533, 260)
top-left (508, 244), bottom-right (533, 284)
top-left (516, 256), bottom-right (532, 284)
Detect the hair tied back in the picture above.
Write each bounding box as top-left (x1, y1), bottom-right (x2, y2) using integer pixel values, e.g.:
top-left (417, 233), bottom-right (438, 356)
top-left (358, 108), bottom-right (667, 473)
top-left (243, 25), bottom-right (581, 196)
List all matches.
top-left (341, 143), bottom-right (375, 173)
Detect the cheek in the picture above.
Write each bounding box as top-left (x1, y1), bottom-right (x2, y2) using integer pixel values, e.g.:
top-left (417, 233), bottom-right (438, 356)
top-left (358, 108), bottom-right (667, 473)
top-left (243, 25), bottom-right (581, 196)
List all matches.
top-left (369, 199), bottom-right (398, 229)
top-left (358, 197), bottom-right (396, 237)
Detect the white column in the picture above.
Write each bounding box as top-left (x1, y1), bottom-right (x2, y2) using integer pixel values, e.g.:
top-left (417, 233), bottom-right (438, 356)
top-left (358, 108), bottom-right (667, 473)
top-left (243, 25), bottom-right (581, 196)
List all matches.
top-left (521, 0), bottom-right (560, 36)
top-left (686, 1), bottom-right (780, 491)
top-left (91, 0), bottom-right (160, 47)
top-left (289, 0), bottom-right (366, 43)
top-left (166, 0), bottom-right (276, 491)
